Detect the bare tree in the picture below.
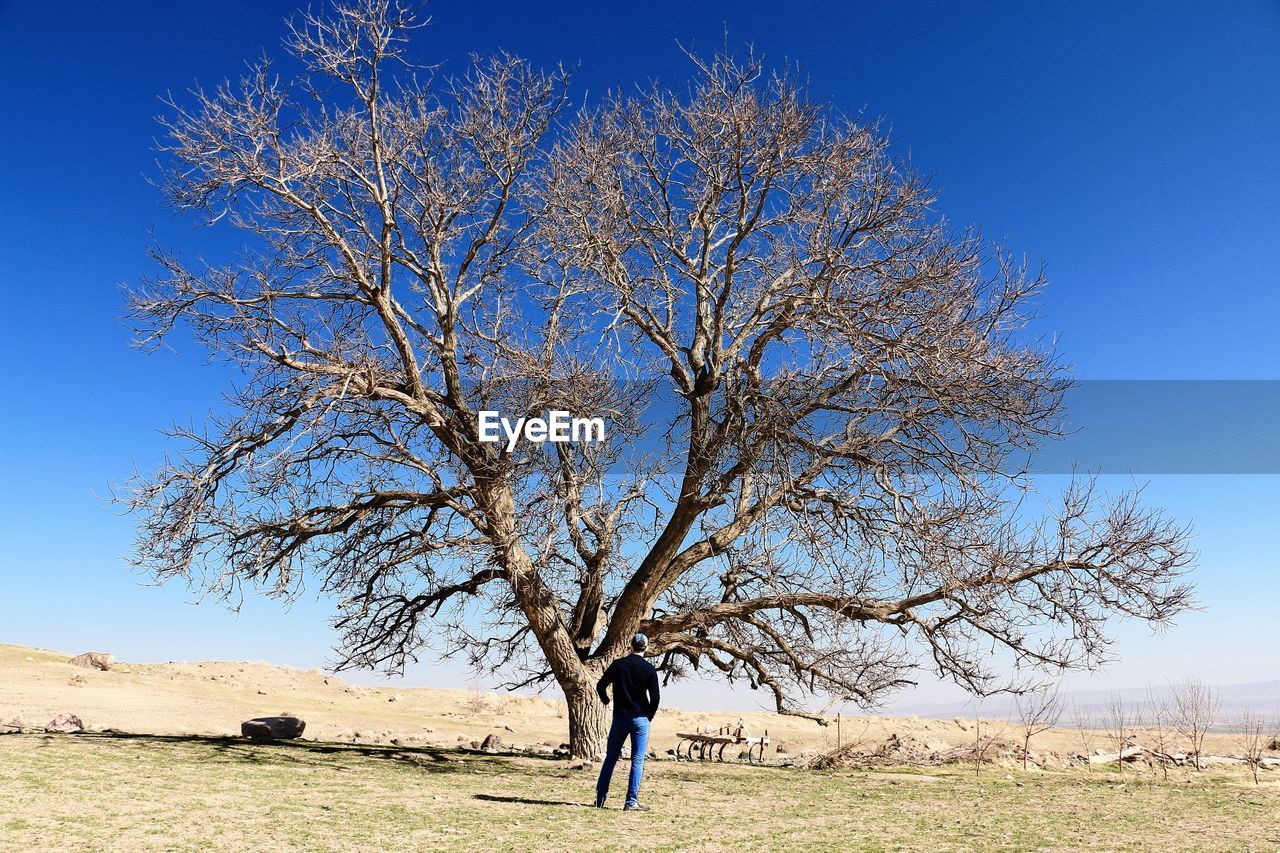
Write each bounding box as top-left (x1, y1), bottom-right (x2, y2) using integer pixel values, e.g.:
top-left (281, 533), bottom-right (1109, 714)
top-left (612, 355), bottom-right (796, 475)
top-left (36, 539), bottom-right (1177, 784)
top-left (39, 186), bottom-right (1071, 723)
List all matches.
top-left (1236, 708), bottom-right (1269, 786)
top-left (1144, 686), bottom-right (1174, 780)
top-left (1070, 701), bottom-right (1097, 770)
top-left (973, 712), bottom-right (984, 777)
top-left (123, 0), bottom-right (1196, 757)
top-left (464, 681), bottom-right (491, 716)
top-left (1014, 686), bottom-right (1062, 770)
top-left (968, 711), bottom-right (1007, 777)
top-left (1105, 692), bottom-right (1136, 772)
top-left (1168, 678), bottom-right (1219, 771)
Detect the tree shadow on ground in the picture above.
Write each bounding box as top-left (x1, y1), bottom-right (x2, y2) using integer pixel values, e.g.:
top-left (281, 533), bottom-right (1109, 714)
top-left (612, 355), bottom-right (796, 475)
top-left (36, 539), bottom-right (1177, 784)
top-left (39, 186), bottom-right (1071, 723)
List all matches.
top-left (473, 793), bottom-right (593, 808)
top-left (65, 731), bottom-right (524, 775)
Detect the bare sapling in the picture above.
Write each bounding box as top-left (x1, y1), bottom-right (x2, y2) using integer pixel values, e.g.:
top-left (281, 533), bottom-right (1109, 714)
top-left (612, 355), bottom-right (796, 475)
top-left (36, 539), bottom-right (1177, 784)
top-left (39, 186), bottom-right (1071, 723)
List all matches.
top-left (1236, 708), bottom-right (1269, 786)
top-left (465, 682), bottom-right (490, 715)
top-left (1014, 686), bottom-right (1062, 771)
top-left (974, 709), bottom-right (983, 777)
top-left (1071, 702), bottom-right (1096, 771)
top-left (1144, 687), bottom-right (1173, 780)
top-left (1169, 678), bottom-right (1219, 771)
top-left (1106, 692), bottom-right (1135, 773)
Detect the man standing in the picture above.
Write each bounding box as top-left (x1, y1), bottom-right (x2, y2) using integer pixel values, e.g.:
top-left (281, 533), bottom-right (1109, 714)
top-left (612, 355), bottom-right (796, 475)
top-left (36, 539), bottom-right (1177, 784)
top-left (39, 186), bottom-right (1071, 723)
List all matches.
top-left (594, 633), bottom-right (660, 811)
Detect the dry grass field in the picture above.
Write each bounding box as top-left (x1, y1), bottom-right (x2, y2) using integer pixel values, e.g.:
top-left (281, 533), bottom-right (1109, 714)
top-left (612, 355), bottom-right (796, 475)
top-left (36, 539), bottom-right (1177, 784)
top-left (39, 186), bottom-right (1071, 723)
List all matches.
top-left (2, 644), bottom-right (1277, 851)
top-left (2, 733), bottom-right (1277, 851)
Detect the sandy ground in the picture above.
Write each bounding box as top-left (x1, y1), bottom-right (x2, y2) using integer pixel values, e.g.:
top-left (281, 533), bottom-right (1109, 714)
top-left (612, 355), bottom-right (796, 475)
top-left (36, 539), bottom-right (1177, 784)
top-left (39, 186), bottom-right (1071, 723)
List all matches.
top-left (0, 643), bottom-right (1245, 762)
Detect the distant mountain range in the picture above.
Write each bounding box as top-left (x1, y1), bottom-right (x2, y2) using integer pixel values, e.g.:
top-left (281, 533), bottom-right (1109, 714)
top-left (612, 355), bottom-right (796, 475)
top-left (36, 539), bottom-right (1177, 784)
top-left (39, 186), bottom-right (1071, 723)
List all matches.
top-left (887, 680), bottom-right (1280, 725)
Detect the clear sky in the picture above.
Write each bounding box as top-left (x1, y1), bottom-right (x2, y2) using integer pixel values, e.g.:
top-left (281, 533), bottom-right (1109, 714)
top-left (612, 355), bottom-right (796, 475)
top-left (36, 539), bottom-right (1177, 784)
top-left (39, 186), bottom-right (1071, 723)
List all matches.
top-left (1, 0), bottom-right (1277, 713)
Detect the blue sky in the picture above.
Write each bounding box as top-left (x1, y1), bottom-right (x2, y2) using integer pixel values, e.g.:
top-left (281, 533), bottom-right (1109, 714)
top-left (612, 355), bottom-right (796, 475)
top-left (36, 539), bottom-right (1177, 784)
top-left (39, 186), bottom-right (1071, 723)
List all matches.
top-left (0, 0), bottom-right (1276, 712)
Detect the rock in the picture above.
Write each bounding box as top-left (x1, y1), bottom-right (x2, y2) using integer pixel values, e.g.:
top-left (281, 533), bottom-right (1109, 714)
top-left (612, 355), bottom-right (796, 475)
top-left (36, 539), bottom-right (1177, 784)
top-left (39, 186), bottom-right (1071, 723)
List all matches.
top-left (481, 733), bottom-right (503, 750)
top-left (240, 716), bottom-right (306, 741)
top-left (1089, 746), bottom-right (1144, 765)
top-left (1198, 755), bottom-right (1245, 768)
top-left (47, 713), bottom-right (85, 733)
top-left (69, 652), bottom-right (113, 671)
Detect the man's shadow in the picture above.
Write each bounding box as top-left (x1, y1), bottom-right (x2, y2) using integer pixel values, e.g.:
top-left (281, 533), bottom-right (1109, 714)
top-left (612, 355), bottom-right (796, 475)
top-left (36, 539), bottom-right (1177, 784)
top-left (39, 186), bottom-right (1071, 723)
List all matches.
top-left (473, 793), bottom-right (592, 808)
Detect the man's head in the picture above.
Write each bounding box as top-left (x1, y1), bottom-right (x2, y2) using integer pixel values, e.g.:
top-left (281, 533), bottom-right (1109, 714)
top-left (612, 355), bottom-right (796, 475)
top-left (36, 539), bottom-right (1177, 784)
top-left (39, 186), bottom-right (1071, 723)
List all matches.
top-left (630, 633), bottom-right (648, 654)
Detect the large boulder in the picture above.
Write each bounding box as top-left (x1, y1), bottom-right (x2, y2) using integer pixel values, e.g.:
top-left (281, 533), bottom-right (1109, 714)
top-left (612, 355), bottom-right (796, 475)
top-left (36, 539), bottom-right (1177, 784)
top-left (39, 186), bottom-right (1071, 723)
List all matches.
top-left (47, 713), bottom-right (85, 733)
top-left (69, 652), bottom-right (113, 671)
top-left (241, 716), bottom-right (306, 741)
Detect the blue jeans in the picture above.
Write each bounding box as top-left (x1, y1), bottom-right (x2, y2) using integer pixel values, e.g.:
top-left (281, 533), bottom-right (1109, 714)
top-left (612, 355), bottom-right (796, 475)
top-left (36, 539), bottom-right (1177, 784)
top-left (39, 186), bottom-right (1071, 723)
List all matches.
top-left (595, 715), bottom-right (650, 807)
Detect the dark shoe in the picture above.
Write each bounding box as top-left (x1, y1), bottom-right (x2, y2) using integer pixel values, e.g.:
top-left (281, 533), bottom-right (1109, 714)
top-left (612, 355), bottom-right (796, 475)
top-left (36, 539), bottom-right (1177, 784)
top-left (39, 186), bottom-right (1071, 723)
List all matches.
top-left (595, 801), bottom-right (606, 809)
top-left (623, 803), bottom-right (650, 811)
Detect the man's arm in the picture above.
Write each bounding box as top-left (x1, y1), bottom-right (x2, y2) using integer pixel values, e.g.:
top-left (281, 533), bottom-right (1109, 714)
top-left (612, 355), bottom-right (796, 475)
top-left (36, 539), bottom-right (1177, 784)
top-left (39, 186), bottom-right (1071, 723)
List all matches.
top-left (646, 666), bottom-right (660, 720)
top-left (596, 662), bottom-right (615, 706)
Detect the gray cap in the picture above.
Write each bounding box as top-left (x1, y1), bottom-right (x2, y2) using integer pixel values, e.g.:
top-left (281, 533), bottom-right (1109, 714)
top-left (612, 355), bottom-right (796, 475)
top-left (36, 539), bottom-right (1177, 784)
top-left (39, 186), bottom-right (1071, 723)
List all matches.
top-left (631, 633), bottom-right (648, 651)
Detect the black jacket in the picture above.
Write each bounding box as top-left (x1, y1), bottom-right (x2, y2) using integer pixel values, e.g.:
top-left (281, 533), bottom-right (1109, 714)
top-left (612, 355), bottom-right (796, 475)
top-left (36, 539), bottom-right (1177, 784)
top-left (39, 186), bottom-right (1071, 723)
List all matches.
top-left (596, 654), bottom-right (660, 720)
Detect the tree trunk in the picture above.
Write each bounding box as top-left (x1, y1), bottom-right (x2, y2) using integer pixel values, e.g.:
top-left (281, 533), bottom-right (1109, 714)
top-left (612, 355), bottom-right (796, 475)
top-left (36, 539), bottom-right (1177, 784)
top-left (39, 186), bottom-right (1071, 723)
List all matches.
top-left (565, 684), bottom-right (607, 760)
